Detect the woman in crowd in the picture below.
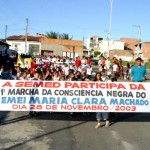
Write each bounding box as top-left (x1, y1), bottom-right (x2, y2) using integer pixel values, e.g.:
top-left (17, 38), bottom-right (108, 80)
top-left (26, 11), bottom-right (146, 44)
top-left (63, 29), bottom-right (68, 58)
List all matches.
top-left (53, 71), bottom-right (60, 81)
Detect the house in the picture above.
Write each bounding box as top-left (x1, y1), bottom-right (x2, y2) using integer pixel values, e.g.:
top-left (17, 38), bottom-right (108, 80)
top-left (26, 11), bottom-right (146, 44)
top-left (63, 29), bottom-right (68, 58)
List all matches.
top-left (119, 38), bottom-right (150, 60)
top-left (0, 41), bottom-right (10, 53)
top-left (87, 36), bottom-right (124, 55)
top-left (87, 36), bottom-right (103, 50)
top-left (141, 42), bottom-right (150, 59)
top-left (119, 38), bottom-right (138, 50)
top-left (6, 35), bottom-right (41, 55)
top-left (40, 38), bottom-right (83, 58)
top-left (109, 49), bottom-right (134, 61)
top-left (83, 46), bottom-right (91, 56)
top-left (41, 44), bottom-right (64, 55)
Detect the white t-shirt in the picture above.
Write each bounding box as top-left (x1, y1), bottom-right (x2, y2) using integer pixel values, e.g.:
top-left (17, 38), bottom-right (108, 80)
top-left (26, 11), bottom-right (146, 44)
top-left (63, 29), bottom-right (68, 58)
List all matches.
top-left (98, 60), bottom-right (102, 65)
top-left (86, 68), bottom-right (92, 75)
top-left (64, 67), bottom-right (69, 76)
top-left (78, 67), bottom-right (82, 72)
top-left (53, 76), bottom-right (60, 81)
top-left (107, 71), bottom-right (112, 76)
top-left (105, 60), bottom-right (110, 69)
top-left (81, 59), bottom-right (86, 66)
top-left (52, 57), bottom-right (56, 63)
top-left (113, 64), bottom-right (118, 72)
top-left (25, 64), bottom-right (29, 69)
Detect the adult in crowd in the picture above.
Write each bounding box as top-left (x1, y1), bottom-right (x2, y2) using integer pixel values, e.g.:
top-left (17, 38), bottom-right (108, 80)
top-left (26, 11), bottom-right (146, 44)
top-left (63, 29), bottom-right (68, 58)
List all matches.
top-left (130, 57), bottom-right (146, 82)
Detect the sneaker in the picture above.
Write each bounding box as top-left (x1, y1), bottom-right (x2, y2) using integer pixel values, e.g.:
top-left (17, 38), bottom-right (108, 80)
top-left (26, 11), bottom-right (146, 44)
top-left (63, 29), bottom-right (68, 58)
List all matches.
top-left (105, 121), bottom-right (110, 127)
top-left (95, 123), bottom-right (101, 128)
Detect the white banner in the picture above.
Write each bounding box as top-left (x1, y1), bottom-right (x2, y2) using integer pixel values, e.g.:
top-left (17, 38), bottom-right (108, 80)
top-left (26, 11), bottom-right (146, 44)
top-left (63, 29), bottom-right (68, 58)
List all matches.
top-left (0, 80), bottom-right (150, 112)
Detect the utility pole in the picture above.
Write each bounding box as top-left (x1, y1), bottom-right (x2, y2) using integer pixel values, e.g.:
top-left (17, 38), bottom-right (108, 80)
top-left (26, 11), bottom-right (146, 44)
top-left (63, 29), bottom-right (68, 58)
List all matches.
top-left (81, 36), bottom-right (84, 57)
top-left (5, 25), bottom-right (8, 41)
top-left (108, 0), bottom-right (114, 58)
top-left (133, 25), bottom-right (141, 57)
top-left (25, 18), bottom-right (29, 53)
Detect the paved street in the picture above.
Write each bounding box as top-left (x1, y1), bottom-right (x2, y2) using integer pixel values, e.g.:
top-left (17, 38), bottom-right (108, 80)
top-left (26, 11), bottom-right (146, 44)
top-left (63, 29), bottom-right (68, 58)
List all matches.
top-left (0, 111), bottom-right (150, 150)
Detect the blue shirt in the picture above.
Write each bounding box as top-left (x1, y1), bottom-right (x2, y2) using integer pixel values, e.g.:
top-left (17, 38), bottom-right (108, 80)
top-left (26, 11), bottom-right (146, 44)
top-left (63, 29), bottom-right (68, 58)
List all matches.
top-left (130, 65), bottom-right (146, 82)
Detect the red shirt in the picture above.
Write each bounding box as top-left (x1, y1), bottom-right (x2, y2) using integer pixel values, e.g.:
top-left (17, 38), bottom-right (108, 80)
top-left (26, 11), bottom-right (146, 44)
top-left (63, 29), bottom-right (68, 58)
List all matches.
top-left (101, 60), bottom-right (105, 65)
top-left (86, 59), bottom-right (91, 65)
top-left (30, 62), bottom-right (37, 73)
top-left (75, 59), bottom-right (81, 67)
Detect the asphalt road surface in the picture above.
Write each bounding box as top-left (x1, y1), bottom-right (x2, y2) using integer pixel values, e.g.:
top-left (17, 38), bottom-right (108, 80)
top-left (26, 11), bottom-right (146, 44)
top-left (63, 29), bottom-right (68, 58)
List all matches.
top-left (0, 112), bottom-right (150, 150)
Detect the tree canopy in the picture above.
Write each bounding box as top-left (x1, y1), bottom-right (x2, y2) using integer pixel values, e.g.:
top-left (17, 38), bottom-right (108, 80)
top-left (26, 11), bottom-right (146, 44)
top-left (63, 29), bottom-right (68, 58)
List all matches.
top-left (46, 31), bottom-right (72, 40)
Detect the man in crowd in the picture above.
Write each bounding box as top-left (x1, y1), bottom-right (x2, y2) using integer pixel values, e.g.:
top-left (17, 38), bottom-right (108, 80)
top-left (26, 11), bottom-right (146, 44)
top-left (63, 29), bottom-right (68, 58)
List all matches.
top-left (130, 57), bottom-right (146, 82)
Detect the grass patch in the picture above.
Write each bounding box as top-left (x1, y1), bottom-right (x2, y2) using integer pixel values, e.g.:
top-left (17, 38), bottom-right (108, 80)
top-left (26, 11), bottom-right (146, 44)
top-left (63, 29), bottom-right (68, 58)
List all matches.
top-left (122, 61), bottom-right (135, 67)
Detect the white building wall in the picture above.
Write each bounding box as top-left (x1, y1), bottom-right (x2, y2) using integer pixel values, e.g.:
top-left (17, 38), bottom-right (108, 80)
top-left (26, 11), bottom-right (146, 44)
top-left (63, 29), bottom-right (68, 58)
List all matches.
top-left (6, 40), bottom-right (41, 54)
top-left (99, 40), bottom-right (124, 53)
top-left (87, 37), bottom-right (91, 49)
top-left (87, 36), bottom-right (104, 49)
top-left (87, 36), bottom-right (124, 53)
top-left (62, 52), bottom-right (82, 59)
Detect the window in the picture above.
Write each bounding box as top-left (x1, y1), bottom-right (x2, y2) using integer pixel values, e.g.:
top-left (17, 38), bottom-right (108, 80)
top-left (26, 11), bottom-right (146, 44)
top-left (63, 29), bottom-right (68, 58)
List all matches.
top-left (98, 38), bottom-right (103, 41)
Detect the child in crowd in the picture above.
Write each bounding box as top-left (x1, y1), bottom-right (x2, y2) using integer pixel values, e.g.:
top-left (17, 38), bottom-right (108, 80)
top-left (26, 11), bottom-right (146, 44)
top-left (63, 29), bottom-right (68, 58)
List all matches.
top-left (86, 65), bottom-right (92, 78)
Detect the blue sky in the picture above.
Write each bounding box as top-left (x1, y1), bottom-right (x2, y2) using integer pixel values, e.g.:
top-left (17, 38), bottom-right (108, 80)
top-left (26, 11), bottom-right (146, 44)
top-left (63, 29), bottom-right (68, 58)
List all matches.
top-left (0, 0), bottom-right (150, 42)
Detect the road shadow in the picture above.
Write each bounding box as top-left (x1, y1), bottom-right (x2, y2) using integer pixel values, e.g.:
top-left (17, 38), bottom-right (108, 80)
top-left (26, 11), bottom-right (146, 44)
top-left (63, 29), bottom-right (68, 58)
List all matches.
top-left (35, 112), bottom-right (96, 121)
top-left (116, 113), bottom-right (150, 122)
top-left (5, 121), bottom-right (87, 150)
top-left (0, 114), bottom-right (30, 126)
top-left (32, 112), bottom-right (150, 122)
top-left (4, 112), bottom-right (150, 149)
top-left (0, 111), bottom-right (10, 124)
top-left (1, 112), bottom-right (150, 127)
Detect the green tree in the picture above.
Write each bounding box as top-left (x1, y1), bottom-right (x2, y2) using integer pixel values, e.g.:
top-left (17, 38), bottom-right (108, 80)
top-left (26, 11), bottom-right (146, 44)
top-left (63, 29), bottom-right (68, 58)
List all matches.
top-left (46, 31), bottom-right (59, 39)
top-left (60, 33), bottom-right (72, 40)
top-left (46, 31), bottom-right (72, 40)
top-left (94, 51), bottom-right (101, 57)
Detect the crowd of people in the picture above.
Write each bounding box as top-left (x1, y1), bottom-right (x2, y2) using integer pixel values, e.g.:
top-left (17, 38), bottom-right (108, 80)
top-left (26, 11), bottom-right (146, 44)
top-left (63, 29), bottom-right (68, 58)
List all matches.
top-left (0, 55), bottom-right (134, 82)
top-left (0, 54), bottom-right (147, 128)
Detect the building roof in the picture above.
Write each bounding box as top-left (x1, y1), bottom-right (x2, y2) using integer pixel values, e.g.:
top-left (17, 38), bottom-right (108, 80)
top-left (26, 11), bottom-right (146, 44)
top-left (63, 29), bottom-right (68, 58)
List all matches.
top-left (142, 42), bottom-right (150, 45)
top-left (7, 35), bottom-right (41, 42)
top-left (0, 41), bottom-right (10, 46)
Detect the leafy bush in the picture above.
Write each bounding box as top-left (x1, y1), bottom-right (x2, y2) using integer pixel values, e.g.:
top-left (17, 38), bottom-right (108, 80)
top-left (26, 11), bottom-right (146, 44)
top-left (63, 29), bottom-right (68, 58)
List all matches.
top-left (90, 55), bottom-right (93, 59)
top-left (94, 51), bottom-right (101, 57)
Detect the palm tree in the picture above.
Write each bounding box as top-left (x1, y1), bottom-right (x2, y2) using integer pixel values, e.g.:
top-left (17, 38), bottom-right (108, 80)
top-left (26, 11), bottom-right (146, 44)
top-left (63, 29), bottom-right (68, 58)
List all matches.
top-left (46, 31), bottom-right (73, 40)
top-left (46, 31), bottom-right (59, 39)
top-left (60, 33), bottom-right (72, 40)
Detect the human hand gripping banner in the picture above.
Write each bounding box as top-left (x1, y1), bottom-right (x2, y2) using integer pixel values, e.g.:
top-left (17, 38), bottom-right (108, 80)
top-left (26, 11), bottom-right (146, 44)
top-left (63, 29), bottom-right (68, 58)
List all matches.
top-left (0, 80), bottom-right (150, 112)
